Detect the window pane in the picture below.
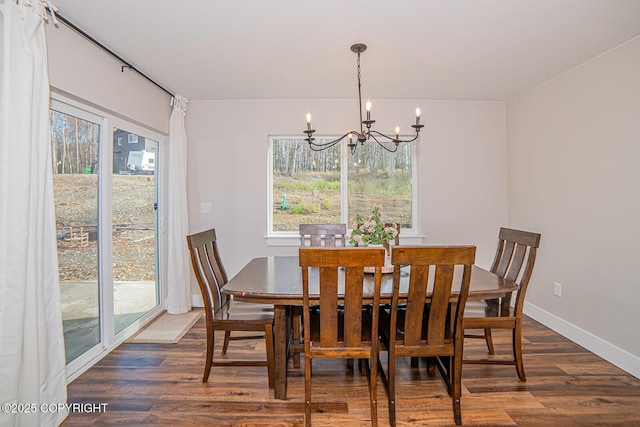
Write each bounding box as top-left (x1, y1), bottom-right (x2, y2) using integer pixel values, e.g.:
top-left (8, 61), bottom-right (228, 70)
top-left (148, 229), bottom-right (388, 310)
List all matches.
top-left (51, 109), bottom-right (101, 364)
top-left (112, 129), bottom-right (158, 335)
top-left (272, 138), bottom-right (341, 232)
top-left (348, 142), bottom-right (412, 228)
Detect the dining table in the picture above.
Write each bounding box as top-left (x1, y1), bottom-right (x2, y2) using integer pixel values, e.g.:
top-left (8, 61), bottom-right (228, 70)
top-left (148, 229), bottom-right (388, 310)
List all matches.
top-left (222, 255), bottom-right (518, 400)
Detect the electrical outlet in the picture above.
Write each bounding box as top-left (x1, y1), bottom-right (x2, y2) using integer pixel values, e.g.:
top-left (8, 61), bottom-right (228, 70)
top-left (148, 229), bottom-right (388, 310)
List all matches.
top-left (554, 282), bottom-right (562, 297)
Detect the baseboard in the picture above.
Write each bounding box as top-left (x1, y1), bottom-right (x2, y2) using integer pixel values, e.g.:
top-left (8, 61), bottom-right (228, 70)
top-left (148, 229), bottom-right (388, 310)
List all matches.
top-left (524, 302), bottom-right (639, 379)
top-left (192, 293), bottom-right (204, 308)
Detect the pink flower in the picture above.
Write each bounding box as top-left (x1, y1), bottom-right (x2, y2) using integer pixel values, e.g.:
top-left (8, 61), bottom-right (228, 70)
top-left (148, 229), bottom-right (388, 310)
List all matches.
top-left (384, 226), bottom-right (398, 237)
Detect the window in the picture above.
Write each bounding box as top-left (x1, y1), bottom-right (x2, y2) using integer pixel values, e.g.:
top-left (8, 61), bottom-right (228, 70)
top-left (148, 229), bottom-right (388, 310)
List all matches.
top-left (269, 136), bottom-right (416, 236)
top-left (128, 133), bottom-right (138, 144)
top-left (117, 137), bottom-right (123, 146)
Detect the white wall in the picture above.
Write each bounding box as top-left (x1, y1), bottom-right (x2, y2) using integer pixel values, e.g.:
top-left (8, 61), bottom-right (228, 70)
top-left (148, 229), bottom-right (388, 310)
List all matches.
top-left (45, 20), bottom-right (171, 134)
top-left (186, 98), bottom-right (507, 281)
top-left (507, 36), bottom-right (640, 376)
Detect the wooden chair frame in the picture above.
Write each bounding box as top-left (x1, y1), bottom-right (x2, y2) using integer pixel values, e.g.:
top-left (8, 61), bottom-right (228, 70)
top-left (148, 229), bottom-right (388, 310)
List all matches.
top-left (299, 247), bottom-right (385, 427)
top-left (463, 227), bottom-right (541, 381)
top-left (292, 224), bottom-right (348, 368)
top-left (187, 229), bottom-right (275, 387)
top-left (378, 245), bottom-right (476, 426)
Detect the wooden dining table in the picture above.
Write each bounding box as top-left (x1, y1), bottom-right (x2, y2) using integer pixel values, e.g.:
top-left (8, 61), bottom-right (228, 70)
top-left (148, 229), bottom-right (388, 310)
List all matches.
top-left (222, 255), bottom-right (517, 400)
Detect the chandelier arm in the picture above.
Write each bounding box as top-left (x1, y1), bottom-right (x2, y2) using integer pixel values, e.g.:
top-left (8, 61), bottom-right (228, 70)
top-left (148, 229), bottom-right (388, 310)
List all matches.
top-left (368, 130), bottom-right (419, 144)
top-left (368, 133), bottom-right (398, 153)
top-left (307, 140), bottom-right (341, 151)
top-left (307, 131), bottom-right (363, 148)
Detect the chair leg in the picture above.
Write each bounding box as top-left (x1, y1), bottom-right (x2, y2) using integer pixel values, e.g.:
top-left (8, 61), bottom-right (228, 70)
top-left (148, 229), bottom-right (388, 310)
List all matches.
top-left (264, 323), bottom-right (275, 389)
top-left (292, 307), bottom-right (301, 368)
top-left (369, 355), bottom-right (378, 427)
top-left (484, 328), bottom-right (495, 355)
top-left (304, 354), bottom-right (312, 427)
top-left (222, 330), bottom-right (231, 355)
top-left (203, 328), bottom-right (214, 383)
top-left (388, 350), bottom-right (396, 427)
top-left (513, 323), bottom-right (526, 381)
top-left (452, 338), bottom-right (464, 425)
top-left (410, 357), bottom-right (419, 368)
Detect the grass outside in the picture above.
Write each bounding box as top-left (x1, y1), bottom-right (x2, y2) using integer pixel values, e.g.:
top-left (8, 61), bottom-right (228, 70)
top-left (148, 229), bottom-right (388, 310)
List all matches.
top-left (273, 170), bottom-right (412, 232)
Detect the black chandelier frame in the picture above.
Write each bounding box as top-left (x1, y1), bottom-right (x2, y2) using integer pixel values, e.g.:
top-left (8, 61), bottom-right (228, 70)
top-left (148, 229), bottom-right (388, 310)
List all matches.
top-left (304, 43), bottom-right (424, 154)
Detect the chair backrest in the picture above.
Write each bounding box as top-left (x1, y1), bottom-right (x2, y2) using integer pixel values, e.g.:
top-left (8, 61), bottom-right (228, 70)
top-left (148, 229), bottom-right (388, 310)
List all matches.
top-left (299, 247), bottom-right (385, 354)
top-left (490, 227), bottom-right (541, 316)
top-left (186, 229), bottom-right (230, 317)
top-left (299, 223), bottom-right (347, 247)
top-left (390, 246), bottom-right (476, 350)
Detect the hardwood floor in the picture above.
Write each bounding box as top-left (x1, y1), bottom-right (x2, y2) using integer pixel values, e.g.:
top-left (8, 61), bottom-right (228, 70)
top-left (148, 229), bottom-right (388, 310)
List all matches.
top-left (63, 312), bottom-right (640, 426)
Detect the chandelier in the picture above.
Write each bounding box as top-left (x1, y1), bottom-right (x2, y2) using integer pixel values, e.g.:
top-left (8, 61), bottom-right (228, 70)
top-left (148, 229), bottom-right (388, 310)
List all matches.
top-left (304, 43), bottom-right (424, 154)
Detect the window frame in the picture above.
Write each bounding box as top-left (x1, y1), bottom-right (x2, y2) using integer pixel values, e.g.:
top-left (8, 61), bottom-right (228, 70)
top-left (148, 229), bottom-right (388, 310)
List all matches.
top-left (266, 135), bottom-right (420, 246)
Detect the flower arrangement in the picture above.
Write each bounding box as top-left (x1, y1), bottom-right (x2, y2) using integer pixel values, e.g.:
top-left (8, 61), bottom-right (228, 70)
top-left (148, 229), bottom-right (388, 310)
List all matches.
top-left (348, 206), bottom-right (399, 246)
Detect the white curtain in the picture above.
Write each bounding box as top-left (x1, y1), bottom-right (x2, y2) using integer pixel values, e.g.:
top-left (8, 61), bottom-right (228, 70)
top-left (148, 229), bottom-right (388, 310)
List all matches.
top-left (166, 96), bottom-right (191, 314)
top-left (0, 1), bottom-right (68, 426)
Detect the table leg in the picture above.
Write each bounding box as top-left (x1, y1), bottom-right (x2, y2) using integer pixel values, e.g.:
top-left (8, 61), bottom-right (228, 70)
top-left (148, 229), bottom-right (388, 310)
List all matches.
top-left (273, 305), bottom-right (289, 399)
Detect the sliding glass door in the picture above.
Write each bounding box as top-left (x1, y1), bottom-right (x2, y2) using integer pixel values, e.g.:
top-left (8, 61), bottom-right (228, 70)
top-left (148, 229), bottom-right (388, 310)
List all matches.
top-left (51, 105), bottom-right (102, 364)
top-left (112, 129), bottom-right (159, 334)
top-left (51, 98), bottom-right (163, 376)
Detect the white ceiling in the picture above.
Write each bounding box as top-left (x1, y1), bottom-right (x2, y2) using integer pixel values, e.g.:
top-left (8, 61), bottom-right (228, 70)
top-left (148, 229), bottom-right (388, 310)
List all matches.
top-left (50, 0), bottom-right (640, 101)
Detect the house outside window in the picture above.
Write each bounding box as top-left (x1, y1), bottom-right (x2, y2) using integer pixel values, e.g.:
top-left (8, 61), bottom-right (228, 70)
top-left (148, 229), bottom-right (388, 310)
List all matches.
top-left (269, 136), bottom-right (417, 238)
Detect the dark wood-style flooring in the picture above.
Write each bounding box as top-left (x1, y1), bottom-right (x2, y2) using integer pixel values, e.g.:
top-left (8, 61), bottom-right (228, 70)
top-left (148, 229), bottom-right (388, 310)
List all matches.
top-left (62, 311), bottom-right (640, 426)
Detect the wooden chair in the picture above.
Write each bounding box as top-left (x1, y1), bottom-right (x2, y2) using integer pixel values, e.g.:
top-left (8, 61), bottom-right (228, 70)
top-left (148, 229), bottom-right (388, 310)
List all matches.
top-left (186, 229), bottom-right (275, 387)
top-left (292, 224), bottom-right (348, 368)
top-left (69, 226), bottom-right (89, 247)
top-left (462, 227), bottom-right (541, 381)
top-left (299, 223), bottom-right (347, 247)
top-left (299, 247), bottom-right (385, 427)
top-left (378, 245), bottom-right (476, 426)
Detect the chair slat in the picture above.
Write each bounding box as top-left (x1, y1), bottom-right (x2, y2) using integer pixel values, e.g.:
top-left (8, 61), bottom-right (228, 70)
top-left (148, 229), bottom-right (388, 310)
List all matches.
top-left (343, 266), bottom-right (364, 348)
top-left (428, 264), bottom-right (455, 346)
top-left (319, 266), bottom-right (339, 348)
top-left (403, 264), bottom-right (428, 346)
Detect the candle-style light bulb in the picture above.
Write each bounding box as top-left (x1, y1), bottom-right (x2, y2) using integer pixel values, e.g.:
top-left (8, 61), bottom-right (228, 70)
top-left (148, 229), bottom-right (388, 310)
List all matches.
top-left (415, 107), bottom-right (421, 126)
top-left (306, 112), bottom-right (312, 130)
top-left (395, 126), bottom-right (400, 140)
top-left (366, 100), bottom-right (372, 121)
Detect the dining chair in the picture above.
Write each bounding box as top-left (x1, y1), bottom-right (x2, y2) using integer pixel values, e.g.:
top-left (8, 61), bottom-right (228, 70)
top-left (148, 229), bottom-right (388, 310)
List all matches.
top-left (186, 228), bottom-right (275, 387)
top-left (299, 247), bottom-right (385, 427)
top-left (378, 245), bottom-right (476, 426)
top-left (292, 224), bottom-right (348, 368)
top-left (299, 223), bottom-right (347, 247)
top-left (462, 227), bottom-right (541, 381)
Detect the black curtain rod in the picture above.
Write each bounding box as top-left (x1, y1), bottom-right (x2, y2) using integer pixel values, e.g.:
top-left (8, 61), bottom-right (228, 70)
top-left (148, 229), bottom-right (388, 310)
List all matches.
top-left (52, 12), bottom-right (175, 99)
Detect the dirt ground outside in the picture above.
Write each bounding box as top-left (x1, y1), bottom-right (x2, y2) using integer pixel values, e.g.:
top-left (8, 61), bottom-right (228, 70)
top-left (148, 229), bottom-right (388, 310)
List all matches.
top-left (54, 174), bottom-right (155, 281)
